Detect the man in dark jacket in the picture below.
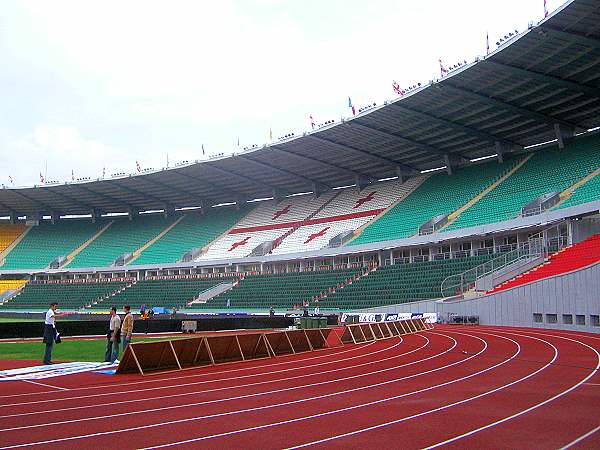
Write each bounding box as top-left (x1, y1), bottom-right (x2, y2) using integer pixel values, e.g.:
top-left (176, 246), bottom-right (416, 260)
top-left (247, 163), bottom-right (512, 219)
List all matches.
top-left (43, 302), bottom-right (66, 365)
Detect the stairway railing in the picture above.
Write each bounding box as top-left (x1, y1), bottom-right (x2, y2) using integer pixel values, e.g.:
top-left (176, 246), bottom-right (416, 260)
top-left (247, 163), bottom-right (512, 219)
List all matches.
top-left (440, 231), bottom-right (558, 297)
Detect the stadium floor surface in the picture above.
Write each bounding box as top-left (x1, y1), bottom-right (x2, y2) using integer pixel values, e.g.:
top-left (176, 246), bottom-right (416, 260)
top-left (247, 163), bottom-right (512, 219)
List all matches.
top-left (0, 324), bottom-right (598, 449)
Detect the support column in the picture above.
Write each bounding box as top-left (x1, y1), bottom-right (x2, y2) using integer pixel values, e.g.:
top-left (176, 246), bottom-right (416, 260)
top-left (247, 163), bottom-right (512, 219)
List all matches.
top-left (444, 154), bottom-right (454, 175)
top-left (396, 166), bottom-right (406, 183)
top-left (554, 123), bottom-right (575, 150)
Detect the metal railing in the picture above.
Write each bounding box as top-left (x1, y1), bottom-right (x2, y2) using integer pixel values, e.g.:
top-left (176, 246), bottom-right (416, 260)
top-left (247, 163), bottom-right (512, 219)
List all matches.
top-left (440, 233), bottom-right (549, 298)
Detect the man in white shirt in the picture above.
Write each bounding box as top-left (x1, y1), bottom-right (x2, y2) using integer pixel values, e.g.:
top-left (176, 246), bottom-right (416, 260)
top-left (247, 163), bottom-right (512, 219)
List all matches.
top-left (43, 302), bottom-right (66, 365)
top-left (105, 306), bottom-right (122, 363)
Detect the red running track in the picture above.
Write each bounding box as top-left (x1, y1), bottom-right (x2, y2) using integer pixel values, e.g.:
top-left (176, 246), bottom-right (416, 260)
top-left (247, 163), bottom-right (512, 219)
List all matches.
top-left (0, 325), bottom-right (599, 449)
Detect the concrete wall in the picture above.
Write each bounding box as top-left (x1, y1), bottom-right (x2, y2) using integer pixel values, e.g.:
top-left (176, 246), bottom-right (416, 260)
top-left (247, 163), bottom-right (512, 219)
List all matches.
top-left (360, 261), bottom-right (600, 334)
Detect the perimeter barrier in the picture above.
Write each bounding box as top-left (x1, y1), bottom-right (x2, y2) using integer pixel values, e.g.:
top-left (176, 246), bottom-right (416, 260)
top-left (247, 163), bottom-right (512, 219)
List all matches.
top-left (339, 318), bottom-right (434, 344)
top-left (117, 318), bottom-right (433, 375)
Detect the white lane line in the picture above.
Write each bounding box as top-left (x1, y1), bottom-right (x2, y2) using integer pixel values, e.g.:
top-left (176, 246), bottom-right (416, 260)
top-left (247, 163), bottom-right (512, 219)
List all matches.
top-left (0, 336), bottom-right (408, 418)
top-left (0, 330), bottom-right (492, 449)
top-left (0, 338), bottom-right (396, 409)
top-left (0, 335), bottom-right (431, 431)
top-left (284, 330), bottom-right (552, 450)
top-left (19, 380), bottom-right (69, 391)
top-left (0, 337), bottom-right (377, 400)
top-left (422, 329), bottom-right (600, 449)
top-left (0, 376), bottom-right (69, 392)
top-left (559, 424), bottom-right (600, 449)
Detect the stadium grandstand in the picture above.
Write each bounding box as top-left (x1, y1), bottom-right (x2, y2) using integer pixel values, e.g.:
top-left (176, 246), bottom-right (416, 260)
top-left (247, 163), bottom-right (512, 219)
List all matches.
top-left (0, 0), bottom-right (599, 335)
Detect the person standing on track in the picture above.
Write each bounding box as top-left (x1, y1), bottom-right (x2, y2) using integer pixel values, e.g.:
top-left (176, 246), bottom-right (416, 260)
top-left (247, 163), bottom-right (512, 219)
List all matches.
top-left (121, 305), bottom-right (134, 353)
top-left (42, 302), bottom-right (66, 365)
top-left (105, 306), bottom-right (121, 363)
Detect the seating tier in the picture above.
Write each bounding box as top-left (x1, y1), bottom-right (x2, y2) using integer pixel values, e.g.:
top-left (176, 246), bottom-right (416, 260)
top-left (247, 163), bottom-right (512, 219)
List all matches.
top-left (2, 220), bottom-right (103, 270)
top-left (351, 160), bottom-right (511, 245)
top-left (69, 215), bottom-right (176, 268)
top-left (319, 256), bottom-right (492, 310)
top-left (0, 281), bottom-right (128, 310)
top-left (134, 208), bottom-right (248, 265)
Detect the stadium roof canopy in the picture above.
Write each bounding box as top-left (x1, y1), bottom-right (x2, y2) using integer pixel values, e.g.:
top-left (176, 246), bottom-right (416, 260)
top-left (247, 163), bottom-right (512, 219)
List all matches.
top-left (1, 0), bottom-right (599, 218)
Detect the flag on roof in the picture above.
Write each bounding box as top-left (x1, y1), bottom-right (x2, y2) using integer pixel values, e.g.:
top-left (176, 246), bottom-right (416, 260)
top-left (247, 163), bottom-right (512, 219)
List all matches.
top-left (439, 58), bottom-right (448, 77)
top-left (348, 97), bottom-right (356, 116)
top-left (136, 161), bottom-right (141, 173)
top-left (102, 166), bottom-right (106, 178)
top-left (269, 128), bottom-right (273, 140)
top-left (202, 144), bottom-right (205, 155)
top-left (544, 0), bottom-right (548, 17)
top-left (392, 81), bottom-right (403, 95)
top-left (486, 32), bottom-right (490, 55)
top-left (39, 172), bottom-right (45, 183)
top-left (8, 175), bottom-right (13, 184)
top-left (71, 169), bottom-right (74, 181)
top-left (309, 115), bottom-right (315, 130)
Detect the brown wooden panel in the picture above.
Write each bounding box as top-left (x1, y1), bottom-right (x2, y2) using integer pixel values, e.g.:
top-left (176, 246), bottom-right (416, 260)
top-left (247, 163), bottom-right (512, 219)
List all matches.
top-left (237, 333), bottom-right (270, 359)
top-left (339, 326), bottom-right (354, 344)
top-left (286, 329), bottom-right (312, 352)
top-left (305, 329), bottom-right (326, 350)
top-left (171, 337), bottom-right (205, 367)
top-left (206, 335), bottom-right (244, 363)
top-left (266, 332), bottom-right (294, 356)
top-left (360, 323), bottom-right (375, 341)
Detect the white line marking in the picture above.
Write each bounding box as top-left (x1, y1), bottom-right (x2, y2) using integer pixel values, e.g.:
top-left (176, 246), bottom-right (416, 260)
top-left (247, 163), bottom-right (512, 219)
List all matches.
top-left (285, 330), bottom-right (555, 450)
top-left (0, 338), bottom-right (392, 409)
top-left (559, 424), bottom-right (600, 449)
top-left (0, 335), bottom-right (430, 431)
top-left (422, 330), bottom-right (600, 449)
top-left (0, 331), bottom-right (495, 448)
top-left (0, 337), bottom-right (376, 400)
top-left (19, 380), bottom-right (69, 391)
top-left (0, 337), bottom-right (407, 419)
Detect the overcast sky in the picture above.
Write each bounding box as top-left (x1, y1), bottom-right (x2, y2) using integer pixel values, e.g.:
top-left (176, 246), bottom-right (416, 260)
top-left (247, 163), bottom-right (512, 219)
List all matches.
top-left (0, 0), bottom-right (564, 187)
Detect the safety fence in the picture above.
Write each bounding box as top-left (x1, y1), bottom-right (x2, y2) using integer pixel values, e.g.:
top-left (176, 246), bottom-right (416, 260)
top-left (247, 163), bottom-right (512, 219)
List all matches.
top-left (117, 318), bottom-right (433, 375)
top-left (339, 318), bottom-right (433, 344)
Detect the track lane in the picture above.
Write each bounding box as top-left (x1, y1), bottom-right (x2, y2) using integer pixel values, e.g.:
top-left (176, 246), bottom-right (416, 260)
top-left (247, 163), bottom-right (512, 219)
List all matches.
top-left (0, 328), bottom-right (502, 448)
top-left (282, 329), bottom-right (598, 450)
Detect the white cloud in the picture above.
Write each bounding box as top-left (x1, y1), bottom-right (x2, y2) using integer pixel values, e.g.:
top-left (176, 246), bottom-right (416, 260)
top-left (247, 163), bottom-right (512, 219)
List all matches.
top-left (1, 0), bottom-right (568, 186)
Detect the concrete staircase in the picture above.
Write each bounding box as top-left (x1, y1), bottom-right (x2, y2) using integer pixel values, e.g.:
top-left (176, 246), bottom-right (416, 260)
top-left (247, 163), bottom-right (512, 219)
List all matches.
top-left (188, 282), bottom-right (237, 305)
top-left (349, 175), bottom-right (429, 243)
top-left (554, 166), bottom-right (600, 207)
top-left (440, 154), bottom-right (533, 231)
top-left (127, 215), bottom-right (186, 265)
top-left (0, 226), bottom-right (32, 267)
top-left (62, 221), bottom-right (114, 268)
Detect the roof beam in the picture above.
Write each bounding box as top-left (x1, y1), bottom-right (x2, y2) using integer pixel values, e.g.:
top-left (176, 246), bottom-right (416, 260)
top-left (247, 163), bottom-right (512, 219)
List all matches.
top-left (110, 180), bottom-right (174, 207)
top-left (236, 154), bottom-right (332, 189)
top-left (348, 122), bottom-right (470, 163)
top-left (8, 190), bottom-right (54, 213)
top-left (0, 200), bottom-right (16, 216)
top-left (307, 135), bottom-right (419, 174)
top-left (73, 185), bottom-right (134, 210)
top-left (539, 26), bottom-right (600, 50)
top-left (389, 103), bottom-right (522, 149)
top-left (485, 60), bottom-right (600, 99)
top-left (173, 169), bottom-right (246, 200)
top-left (47, 189), bottom-right (97, 211)
top-left (133, 178), bottom-right (208, 207)
top-left (204, 162), bottom-right (285, 194)
top-left (270, 145), bottom-right (375, 181)
top-left (441, 83), bottom-right (585, 131)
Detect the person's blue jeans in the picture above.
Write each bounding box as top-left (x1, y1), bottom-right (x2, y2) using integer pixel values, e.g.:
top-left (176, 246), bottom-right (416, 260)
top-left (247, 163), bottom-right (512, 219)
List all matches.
top-left (43, 342), bottom-right (53, 364)
top-left (110, 340), bottom-right (119, 363)
top-left (122, 336), bottom-right (131, 354)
